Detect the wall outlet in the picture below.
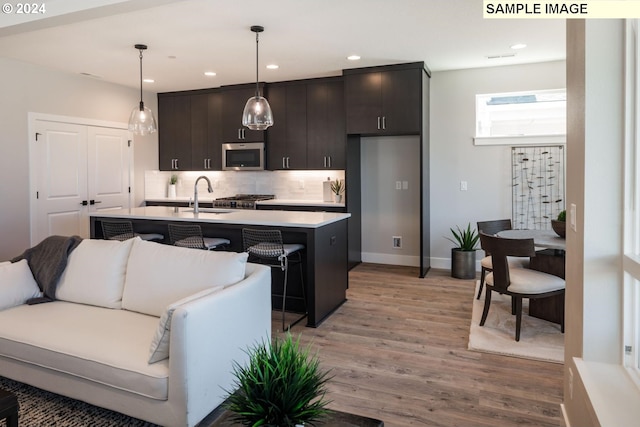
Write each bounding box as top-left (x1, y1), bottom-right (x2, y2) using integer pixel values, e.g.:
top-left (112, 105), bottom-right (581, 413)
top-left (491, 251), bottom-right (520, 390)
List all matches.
top-left (460, 180), bottom-right (468, 191)
top-left (392, 236), bottom-right (402, 249)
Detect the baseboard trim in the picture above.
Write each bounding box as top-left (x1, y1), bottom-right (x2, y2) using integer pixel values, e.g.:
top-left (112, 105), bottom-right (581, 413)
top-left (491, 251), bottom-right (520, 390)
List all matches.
top-left (361, 252), bottom-right (420, 267)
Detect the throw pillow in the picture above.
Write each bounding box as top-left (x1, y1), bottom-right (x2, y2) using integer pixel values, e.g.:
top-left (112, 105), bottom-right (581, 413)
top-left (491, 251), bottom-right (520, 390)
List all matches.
top-left (148, 286), bottom-right (224, 363)
top-left (0, 259), bottom-right (41, 310)
top-left (122, 238), bottom-right (248, 317)
top-left (56, 238), bottom-right (136, 309)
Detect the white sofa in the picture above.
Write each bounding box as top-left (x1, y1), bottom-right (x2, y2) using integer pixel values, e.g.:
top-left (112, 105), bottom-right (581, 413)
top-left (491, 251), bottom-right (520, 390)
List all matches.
top-left (0, 237), bottom-right (272, 427)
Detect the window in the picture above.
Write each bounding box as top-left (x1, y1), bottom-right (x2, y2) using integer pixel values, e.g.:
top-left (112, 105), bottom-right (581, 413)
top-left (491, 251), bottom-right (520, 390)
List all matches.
top-left (474, 89), bottom-right (566, 145)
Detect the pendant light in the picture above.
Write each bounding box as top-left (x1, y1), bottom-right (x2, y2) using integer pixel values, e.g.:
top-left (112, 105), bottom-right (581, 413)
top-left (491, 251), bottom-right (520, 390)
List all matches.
top-left (128, 44), bottom-right (157, 135)
top-left (242, 25), bottom-right (274, 130)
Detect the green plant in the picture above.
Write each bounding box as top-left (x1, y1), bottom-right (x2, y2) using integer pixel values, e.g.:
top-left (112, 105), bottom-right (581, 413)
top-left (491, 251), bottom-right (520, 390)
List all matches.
top-left (169, 174), bottom-right (178, 185)
top-left (224, 333), bottom-right (332, 427)
top-left (330, 179), bottom-right (344, 195)
top-left (557, 210), bottom-right (566, 222)
top-left (446, 223), bottom-right (479, 251)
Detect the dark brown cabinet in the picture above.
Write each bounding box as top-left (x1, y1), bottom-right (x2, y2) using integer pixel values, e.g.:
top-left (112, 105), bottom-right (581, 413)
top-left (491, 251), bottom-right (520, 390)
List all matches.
top-left (267, 82), bottom-right (308, 170)
top-left (158, 94), bottom-right (193, 171)
top-left (190, 92), bottom-right (222, 170)
top-left (267, 77), bottom-right (345, 170)
top-left (221, 85), bottom-right (266, 143)
top-left (344, 64), bottom-right (422, 135)
top-left (306, 78), bottom-right (346, 169)
top-left (158, 90), bottom-right (222, 171)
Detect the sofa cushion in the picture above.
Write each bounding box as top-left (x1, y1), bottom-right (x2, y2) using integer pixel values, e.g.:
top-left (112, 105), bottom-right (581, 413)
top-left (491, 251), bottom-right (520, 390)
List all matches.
top-left (56, 238), bottom-right (135, 309)
top-left (148, 286), bottom-right (224, 363)
top-left (0, 301), bottom-right (169, 400)
top-left (122, 238), bottom-right (248, 317)
top-left (0, 260), bottom-right (41, 310)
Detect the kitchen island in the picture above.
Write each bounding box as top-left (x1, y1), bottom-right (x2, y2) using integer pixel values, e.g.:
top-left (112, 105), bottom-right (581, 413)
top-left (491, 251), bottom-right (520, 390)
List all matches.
top-left (89, 206), bottom-right (350, 327)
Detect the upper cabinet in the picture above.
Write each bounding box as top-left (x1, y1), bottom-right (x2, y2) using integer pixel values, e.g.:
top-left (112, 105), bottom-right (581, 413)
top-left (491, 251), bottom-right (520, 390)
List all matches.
top-left (158, 93), bottom-right (193, 171)
top-left (158, 89), bottom-right (221, 171)
top-left (306, 78), bottom-right (345, 169)
top-left (267, 81), bottom-right (308, 170)
top-left (344, 63), bottom-right (424, 136)
top-left (267, 77), bottom-right (345, 170)
top-left (221, 84), bottom-right (267, 143)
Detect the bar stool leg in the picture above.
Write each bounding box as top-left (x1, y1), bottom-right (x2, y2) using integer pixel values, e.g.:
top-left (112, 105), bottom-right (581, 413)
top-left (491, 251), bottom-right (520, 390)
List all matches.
top-left (282, 256), bottom-right (289, 331)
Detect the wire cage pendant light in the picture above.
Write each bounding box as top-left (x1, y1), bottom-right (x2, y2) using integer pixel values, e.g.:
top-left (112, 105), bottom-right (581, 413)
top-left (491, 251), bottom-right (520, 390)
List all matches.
top-left (128, 44), bottom-right (157, 135)
top-left (242, 25), bottom-right (274, 130)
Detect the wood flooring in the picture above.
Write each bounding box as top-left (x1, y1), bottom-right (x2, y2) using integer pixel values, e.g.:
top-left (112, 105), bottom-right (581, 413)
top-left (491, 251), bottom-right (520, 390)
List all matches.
top-left (272, 263), bottom-right (564, 427)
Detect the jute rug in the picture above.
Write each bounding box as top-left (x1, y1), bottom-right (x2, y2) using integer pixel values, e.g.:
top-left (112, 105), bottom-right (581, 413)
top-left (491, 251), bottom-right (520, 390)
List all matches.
top-left (0, 376), bottom-right (159, 426)
top-left (468, 281), bottom-right (564, 364)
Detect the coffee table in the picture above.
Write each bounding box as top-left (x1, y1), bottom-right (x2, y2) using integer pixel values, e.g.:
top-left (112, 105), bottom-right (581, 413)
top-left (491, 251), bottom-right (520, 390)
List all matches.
top-left (0, 388), bottom-right (18, 427)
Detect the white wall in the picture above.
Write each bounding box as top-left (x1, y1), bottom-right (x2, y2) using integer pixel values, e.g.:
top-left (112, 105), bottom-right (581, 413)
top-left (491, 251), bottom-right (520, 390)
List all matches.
top-left (0, 57), bottom-right (158, 261)
top-left (361, 135), bottom-right (421, 266)
top-left (429, 61), bottom-right (566, 270)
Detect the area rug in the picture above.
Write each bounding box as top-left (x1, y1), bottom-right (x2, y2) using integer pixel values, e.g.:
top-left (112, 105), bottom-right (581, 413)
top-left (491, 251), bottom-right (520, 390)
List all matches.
top-left (0, 376), bottom-right (158, 426)
top-left (468, 281), bottom-right (564, 364)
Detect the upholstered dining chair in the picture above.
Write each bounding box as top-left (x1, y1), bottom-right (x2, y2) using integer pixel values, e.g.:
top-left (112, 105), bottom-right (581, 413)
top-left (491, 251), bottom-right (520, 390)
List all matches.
top-left (242, 228), bottom-right (307, 331)
top-left (476, 219), bottom-right (529, 300)
top-left (478, 232), bottom-right (565, 341)
top-left (167, 223), bottom-right (230, 250)
top-left (101, 220), bottom-right (164, 242)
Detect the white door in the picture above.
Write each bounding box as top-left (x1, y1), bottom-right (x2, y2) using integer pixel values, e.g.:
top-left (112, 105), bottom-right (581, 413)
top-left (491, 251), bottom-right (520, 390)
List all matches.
top-left (34, 120), bottom-right (131, 242)
top-left (87, 126), bottom-right (131, 214)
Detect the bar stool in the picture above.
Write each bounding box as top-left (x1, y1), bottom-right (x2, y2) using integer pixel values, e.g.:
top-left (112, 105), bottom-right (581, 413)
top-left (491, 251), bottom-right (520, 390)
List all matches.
top-left (242, 228), bottom-right (307, 331)
top-left (101, 220), bottom-right (164, 242)
top-left (168, 223), bottom-right (230, 250)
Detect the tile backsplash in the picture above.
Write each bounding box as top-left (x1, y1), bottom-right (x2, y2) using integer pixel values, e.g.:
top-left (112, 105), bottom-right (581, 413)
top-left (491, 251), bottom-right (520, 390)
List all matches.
top-left (145, 170), bottom-right (346, 201)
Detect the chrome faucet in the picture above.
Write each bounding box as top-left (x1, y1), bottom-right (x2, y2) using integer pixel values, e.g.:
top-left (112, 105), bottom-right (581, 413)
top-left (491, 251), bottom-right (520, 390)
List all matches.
top-left (193, 176), bottom-right (213, 213)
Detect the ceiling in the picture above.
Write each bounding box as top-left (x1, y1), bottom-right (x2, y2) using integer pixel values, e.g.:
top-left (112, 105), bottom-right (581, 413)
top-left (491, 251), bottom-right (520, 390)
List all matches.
top-left (0, 0), bottom-right (566, 93)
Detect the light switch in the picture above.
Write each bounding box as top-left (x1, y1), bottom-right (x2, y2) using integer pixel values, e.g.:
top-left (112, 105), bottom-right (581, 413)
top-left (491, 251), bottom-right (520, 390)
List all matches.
top-left (460, 181), bottom-right (468, 191)
top-left (402, 181), bottom-right (408, 190)
top-left (396, 181), bottom-right (402, 190)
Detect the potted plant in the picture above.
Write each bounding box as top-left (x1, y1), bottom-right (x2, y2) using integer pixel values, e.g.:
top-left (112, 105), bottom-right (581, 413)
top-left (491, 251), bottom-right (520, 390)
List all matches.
top-left (551, 209), bottom-right (566, 237)
top-left (330, 179), bottom-right (345, 203)
top-left (224, 333), bottom-right (332, 426)
top-left (168, 174), bottom-right (178, 199)
top-left (446, 223), bottom-right (479, 279)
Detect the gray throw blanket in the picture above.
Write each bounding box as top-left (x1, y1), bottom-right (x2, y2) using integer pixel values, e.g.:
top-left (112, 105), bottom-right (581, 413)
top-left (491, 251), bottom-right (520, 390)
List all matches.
top-left (11, 235), bottom-right (83, 304)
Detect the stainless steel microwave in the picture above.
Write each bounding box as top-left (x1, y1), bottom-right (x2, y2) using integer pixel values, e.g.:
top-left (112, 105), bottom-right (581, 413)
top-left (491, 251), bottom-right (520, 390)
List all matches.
top-left (222, 142), bottom-right (265, 171)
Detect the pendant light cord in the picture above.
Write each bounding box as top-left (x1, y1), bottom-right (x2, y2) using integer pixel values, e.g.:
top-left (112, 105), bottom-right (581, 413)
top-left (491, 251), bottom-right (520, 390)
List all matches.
top-left (138, 48), bottom-right (144, 110)
top-left (255, 31), bottom-right (260, 98)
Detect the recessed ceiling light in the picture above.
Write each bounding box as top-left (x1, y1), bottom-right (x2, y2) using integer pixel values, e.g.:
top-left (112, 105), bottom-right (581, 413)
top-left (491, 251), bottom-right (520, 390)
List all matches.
top-left (511, 43), bottom-right (527, 50)
top-left (347, 55), bottom-right (361, 61)
top-left (204, 71), bottom-right (217, 76)
top-left (143, 78), bottom-right (155, 83)
top-left (266, 64), bottom-right (279, 70)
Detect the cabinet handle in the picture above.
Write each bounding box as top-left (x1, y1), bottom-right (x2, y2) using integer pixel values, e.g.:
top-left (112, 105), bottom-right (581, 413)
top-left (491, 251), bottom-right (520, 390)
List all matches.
top-left (382, 116), bottom-right (386, 130)
top-left (377, 116), bottom-right (381, 130)
top-left (208, 159), bottom-right (211, 169)
top-left (282, 157), bottom-right (286, 169)
top-left (241, 128), bottom-right (246, 140)
top-left (175, 159), bottom-right (179, 169)
top-left (328, 156), bottom-right (332, 168)
top-left (323, 156), bottom-right (327, 168)
top-left (287, 157), bottom-right (290, 168)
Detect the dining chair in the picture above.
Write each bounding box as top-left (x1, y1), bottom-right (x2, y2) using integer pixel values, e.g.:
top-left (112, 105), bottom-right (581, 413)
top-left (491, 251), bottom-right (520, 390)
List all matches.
top-left (242, 228), bottom-right (307, 331)
top-left (167, 223), bottom-right (230, 250)
top-left (478, 232), bottom-right (565, 341)
top-left (101, 220), bottom-right (164, 242)
top-left (476, 219), bottom-right (529, 300)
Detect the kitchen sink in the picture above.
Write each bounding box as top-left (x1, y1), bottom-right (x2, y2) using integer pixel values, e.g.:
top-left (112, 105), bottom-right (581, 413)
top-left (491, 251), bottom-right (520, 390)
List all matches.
top-left (182, 208), bottom-right (232, 214)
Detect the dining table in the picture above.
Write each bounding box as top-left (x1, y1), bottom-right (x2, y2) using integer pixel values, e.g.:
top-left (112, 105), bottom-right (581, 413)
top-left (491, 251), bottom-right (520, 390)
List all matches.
top-left (496, 229), bottom-right (566, 325)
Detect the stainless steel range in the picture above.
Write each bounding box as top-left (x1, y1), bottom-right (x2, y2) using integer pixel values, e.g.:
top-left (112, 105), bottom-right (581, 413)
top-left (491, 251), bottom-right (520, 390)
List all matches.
top-left (212, 194), bottom-right (275, 209)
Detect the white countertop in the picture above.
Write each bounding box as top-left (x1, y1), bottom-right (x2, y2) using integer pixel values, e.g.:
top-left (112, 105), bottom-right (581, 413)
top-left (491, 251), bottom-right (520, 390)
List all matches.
top-left (145, 197), bottom-right (345, 208)
top-left (90, 206), bottom-right (350, 228)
